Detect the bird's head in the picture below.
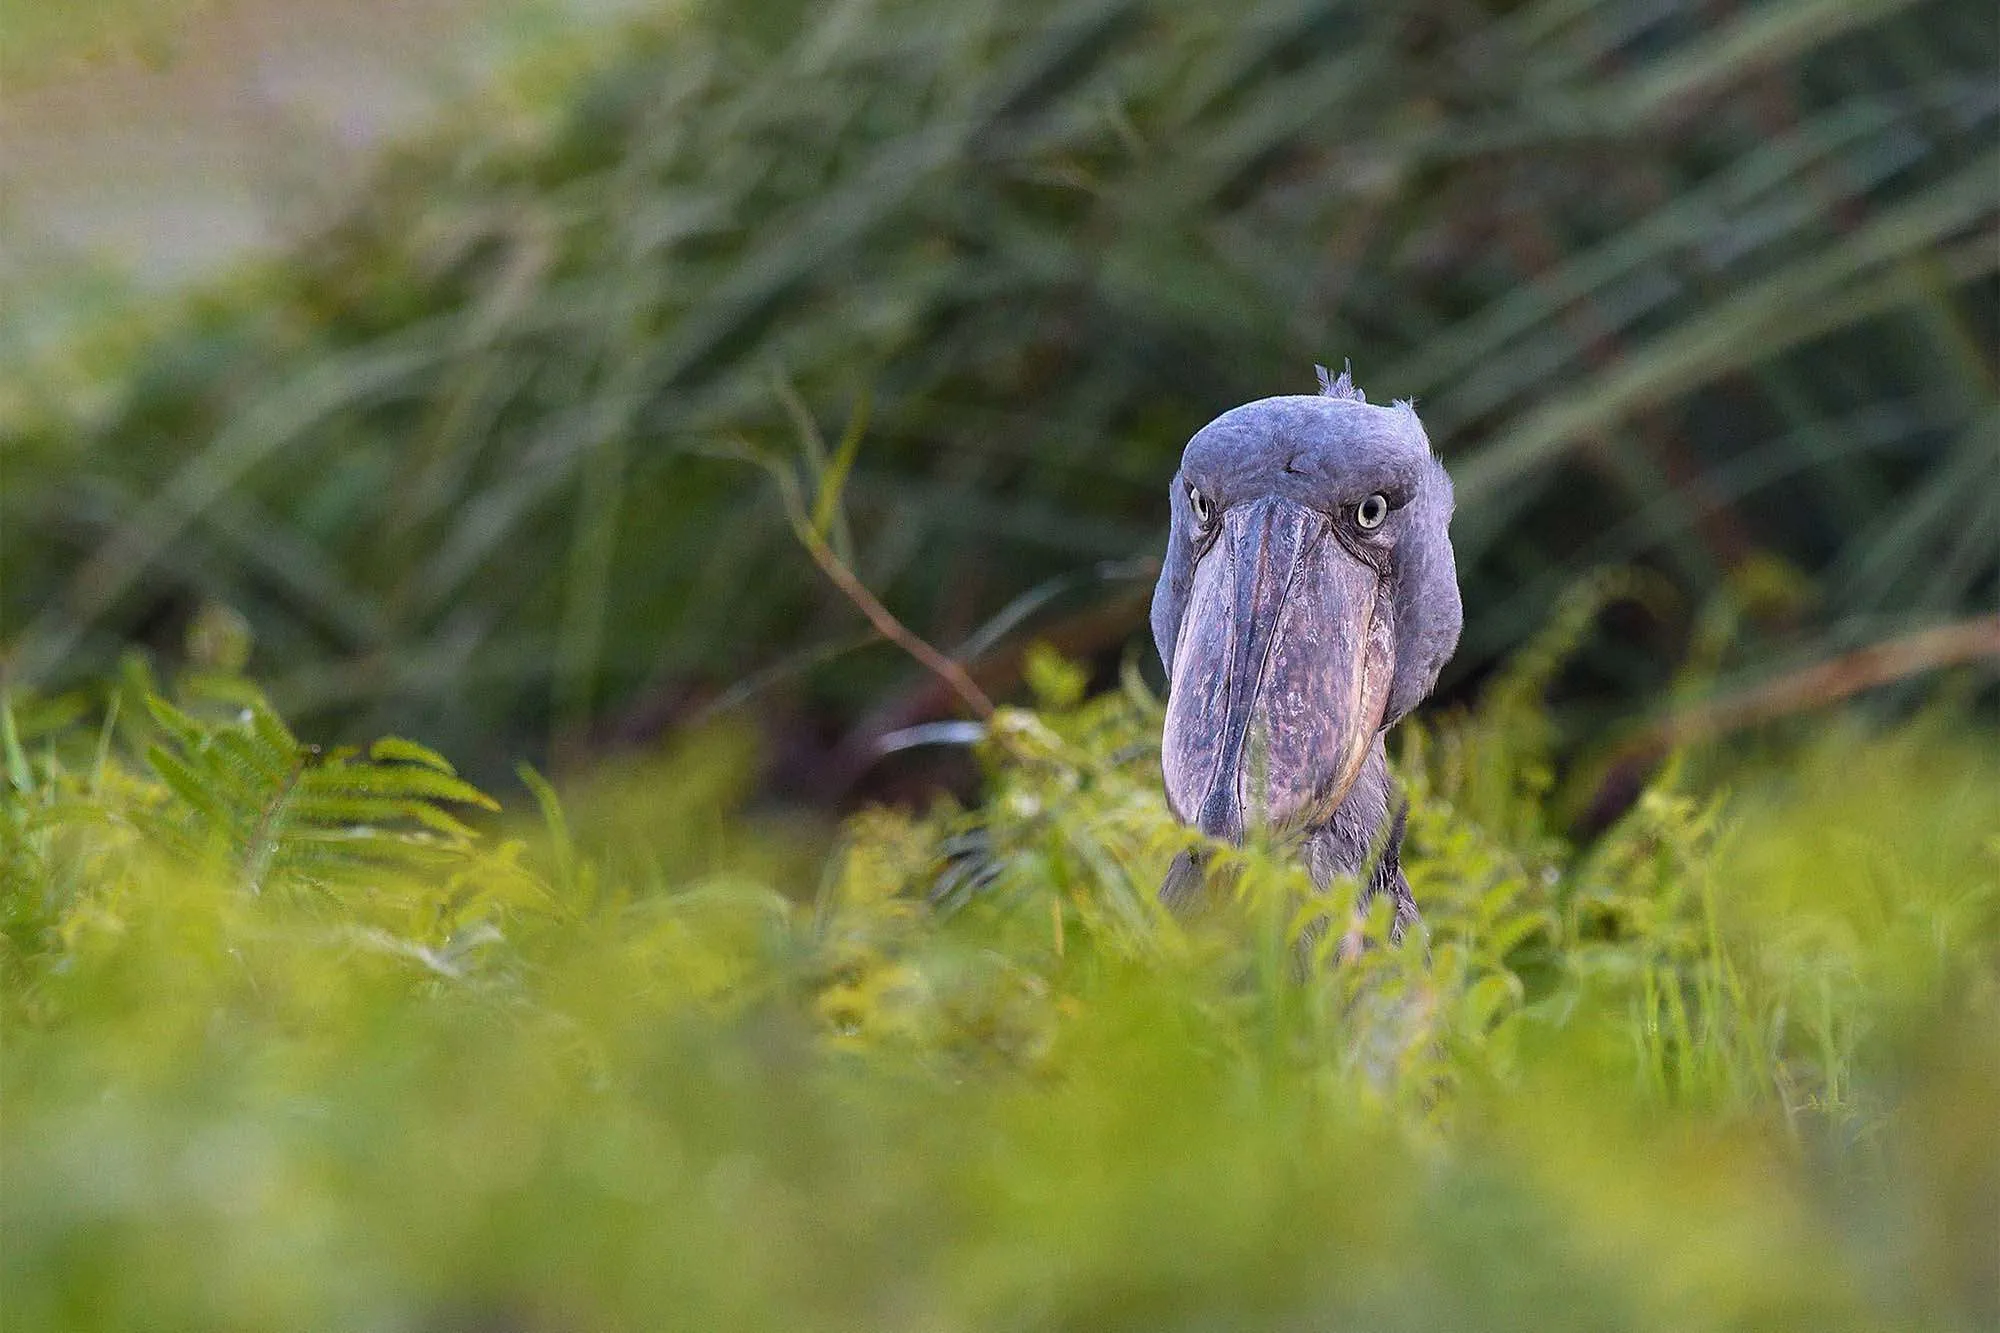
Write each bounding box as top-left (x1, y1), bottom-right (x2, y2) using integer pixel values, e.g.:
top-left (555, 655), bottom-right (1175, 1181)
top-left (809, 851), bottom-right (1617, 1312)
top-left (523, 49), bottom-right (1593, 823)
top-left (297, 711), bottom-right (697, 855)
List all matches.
top-left (1151, 367), bottom-right (1461, 844)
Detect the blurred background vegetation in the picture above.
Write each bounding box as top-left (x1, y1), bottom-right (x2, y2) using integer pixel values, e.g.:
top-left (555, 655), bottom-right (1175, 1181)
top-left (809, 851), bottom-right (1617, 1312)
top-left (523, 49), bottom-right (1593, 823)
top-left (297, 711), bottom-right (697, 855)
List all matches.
top-left (5, 0), bottom-right (1994, 796)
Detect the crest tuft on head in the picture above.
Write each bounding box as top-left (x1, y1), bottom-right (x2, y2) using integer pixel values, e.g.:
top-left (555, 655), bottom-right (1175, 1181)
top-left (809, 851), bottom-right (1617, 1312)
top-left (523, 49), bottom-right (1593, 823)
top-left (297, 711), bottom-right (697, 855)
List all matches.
top-left (1315, 360), bottom-right (1367, 403)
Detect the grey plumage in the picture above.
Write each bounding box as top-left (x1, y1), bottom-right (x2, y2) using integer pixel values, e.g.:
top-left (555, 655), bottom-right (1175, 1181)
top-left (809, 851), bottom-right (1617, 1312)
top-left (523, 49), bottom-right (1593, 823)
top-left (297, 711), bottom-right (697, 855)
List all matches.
top-left (1315, 360), bottom-right (1365, 402)
top-left (1151, 368), bottom-right (1461, 937)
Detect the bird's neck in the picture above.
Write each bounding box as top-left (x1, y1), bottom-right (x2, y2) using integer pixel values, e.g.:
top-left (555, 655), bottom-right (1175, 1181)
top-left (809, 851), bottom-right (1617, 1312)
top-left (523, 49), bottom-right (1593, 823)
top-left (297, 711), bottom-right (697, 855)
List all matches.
top-left (1303, 735), bottom-right (1418, 935)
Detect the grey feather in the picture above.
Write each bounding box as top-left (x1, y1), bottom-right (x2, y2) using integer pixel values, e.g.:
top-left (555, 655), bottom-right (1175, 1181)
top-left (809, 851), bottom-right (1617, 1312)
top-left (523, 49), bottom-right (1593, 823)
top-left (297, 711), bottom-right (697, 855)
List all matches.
top-left (1315, 360), bottom-right (1366, 402)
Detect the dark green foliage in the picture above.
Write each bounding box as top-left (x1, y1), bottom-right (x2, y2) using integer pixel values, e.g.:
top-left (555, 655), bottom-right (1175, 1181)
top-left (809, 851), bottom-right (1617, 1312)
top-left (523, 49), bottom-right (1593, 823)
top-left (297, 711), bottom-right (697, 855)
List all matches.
top-left (6, 0), bottom-right (1994, 767)
top-left (4, 649), bottom-right (1996, 1330)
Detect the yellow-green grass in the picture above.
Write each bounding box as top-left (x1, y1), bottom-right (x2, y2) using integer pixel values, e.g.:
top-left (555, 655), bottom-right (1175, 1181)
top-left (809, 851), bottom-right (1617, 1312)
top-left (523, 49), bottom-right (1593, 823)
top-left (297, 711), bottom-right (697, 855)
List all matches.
top-left (4, 646), bottom-right (1994, 1331)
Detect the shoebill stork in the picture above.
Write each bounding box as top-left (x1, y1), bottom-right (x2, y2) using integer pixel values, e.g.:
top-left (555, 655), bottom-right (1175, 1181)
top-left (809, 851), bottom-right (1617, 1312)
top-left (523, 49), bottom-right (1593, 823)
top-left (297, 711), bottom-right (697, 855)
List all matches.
top-left (1152, 366), bottom-right (1461, 939)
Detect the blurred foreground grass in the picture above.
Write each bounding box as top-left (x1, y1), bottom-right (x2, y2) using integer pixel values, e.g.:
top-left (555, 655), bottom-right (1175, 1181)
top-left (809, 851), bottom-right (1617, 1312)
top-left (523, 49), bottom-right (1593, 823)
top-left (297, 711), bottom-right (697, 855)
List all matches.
top-left (4, 627), bottom-right (1996, 1331)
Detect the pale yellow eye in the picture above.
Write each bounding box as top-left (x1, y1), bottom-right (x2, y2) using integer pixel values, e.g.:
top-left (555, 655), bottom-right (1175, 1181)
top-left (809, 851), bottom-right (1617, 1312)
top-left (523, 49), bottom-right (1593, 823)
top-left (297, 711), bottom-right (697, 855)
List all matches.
top-left (1356, 493), bottom-right (1389, 529)
top-left (1187, 484), bottom-right (1213, 526)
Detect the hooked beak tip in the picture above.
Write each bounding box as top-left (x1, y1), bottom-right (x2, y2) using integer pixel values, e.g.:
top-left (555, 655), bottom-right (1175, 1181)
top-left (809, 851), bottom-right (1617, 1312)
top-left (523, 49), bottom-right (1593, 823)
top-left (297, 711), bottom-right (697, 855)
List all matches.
top-left (1195, 785), bottom-right (1240, 844)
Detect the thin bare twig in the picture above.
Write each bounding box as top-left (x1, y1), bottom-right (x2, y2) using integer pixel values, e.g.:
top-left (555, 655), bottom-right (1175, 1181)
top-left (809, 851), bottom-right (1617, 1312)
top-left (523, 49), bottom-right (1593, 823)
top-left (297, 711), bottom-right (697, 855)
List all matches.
top-left (786, 516), bottom-right (996, 720)
top-left (1575, 614), bottom-right (2000, 832)
top-left (1628, 615), bottom-right (2000, 761)
top-left (1665, 616), bottom-right (1999, 743)
top-left (710, 437), bottom-right (996, 721)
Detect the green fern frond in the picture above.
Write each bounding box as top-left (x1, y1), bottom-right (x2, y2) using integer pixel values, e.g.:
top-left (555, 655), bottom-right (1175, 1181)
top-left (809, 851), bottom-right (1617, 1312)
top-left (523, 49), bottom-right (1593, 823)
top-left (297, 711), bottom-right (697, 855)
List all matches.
top-left (126, 681), bottom-right (502, 895)
top-left (285, 794), bottom-right (482, 842)
top-left (302, 760), bottom-right (499, 812)
top-left (141, 694), bottom-right (208, 758)
top-left (367, 737), bottom-right (460, 776)
top-left (143, 742), bottom-right (233, 828)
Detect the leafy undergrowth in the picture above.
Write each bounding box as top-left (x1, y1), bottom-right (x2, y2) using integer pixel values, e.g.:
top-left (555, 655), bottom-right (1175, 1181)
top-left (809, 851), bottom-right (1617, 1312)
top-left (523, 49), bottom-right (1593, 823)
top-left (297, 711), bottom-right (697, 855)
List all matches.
top-left (3, 648), bottom-right (1996, 1332)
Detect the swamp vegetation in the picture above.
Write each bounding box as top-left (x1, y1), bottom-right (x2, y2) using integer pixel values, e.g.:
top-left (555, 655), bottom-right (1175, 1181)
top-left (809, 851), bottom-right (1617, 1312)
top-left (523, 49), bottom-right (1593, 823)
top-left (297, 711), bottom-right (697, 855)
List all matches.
top-left (3, 618), bottom-right (1997, 1329)
top-left (2, 1), bottom-right (1997, 1329)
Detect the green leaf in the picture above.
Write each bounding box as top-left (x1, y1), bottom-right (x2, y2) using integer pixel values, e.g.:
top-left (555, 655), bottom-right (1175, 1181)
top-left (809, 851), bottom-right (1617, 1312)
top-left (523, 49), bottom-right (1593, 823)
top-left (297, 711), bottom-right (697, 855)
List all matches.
top-left (1, 694), bottom-right (32, 797)
top-left (809, 389), bottom-right (870, 548)
top-left (368, 737), bottom-right (460, 776)
top-left (285, 794), bottom-right (480, 842)
top-left (146, 742), bottom-right (225, 825)
top-left (516, 761), bottom-right (576, 901)
top-left (303, 761), bottom-right (500, 812)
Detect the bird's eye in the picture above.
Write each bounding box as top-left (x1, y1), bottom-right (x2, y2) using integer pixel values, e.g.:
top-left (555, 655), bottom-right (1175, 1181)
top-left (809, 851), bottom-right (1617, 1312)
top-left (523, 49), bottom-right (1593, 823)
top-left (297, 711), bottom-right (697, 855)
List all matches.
top-left (1187, 484), bottom-right (1213, 526)
top-left (1355, 493), bottom-right (1389, 530)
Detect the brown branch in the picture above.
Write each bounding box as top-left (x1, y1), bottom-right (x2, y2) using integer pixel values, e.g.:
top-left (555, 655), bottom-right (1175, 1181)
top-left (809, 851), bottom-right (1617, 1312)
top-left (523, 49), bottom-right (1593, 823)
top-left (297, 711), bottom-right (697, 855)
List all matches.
top-left (1613, 615), bottom-right (2000, 767)
top-left (1572, 615), bottom-right (2000, 834)
top-left (789, 520), bottom-right (996, 721)
top-left (1662, 617), bottom-right (1999, 744)
top-left (715, 436), bottom-right (997, 722)
top-left (809, 586), bottom-right (1153, 803)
